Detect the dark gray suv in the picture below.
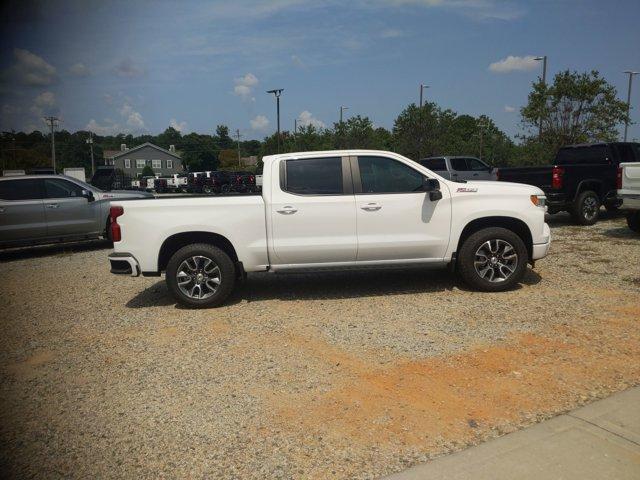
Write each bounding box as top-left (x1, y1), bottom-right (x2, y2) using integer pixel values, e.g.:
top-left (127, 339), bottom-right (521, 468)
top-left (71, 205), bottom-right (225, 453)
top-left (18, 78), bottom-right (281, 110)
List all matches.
top-left (0, 174), bottom-right (153, 248)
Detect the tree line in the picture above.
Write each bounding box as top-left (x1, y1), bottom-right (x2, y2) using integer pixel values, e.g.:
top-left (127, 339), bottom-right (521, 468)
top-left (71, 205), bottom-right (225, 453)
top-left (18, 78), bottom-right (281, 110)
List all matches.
top-left (0, 70), bottom-right (631, 176)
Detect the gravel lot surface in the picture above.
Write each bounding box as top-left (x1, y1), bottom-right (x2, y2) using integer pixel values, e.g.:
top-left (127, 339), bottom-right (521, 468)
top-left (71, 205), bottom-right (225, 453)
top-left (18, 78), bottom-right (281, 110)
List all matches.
top-left (1, 213), bottom-right (639, 479)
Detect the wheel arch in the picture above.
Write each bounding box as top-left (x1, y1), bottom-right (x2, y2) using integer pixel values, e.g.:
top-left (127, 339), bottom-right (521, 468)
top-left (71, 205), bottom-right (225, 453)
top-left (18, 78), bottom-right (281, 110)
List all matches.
top-left (158, 231), bottom-right (239, 272)
top-left (456, 216), bottom-right (533, 261)
top-left (574, 179), bottom-right (604, 200)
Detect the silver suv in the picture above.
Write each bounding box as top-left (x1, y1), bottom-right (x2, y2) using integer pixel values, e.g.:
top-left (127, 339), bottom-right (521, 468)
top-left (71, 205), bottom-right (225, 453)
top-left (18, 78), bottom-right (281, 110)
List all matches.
top-left (0, 174), bottom-right (153, 248)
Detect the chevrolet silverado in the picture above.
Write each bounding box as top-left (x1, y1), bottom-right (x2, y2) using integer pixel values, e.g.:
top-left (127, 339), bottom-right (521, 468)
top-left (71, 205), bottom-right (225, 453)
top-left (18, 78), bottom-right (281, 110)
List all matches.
top-left (108, 150), bottom-right (551, 308)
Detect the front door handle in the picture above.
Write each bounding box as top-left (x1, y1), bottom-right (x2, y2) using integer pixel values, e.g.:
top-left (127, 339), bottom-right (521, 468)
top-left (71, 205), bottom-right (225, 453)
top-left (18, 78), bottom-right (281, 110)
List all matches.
top-left (0, 207), bottom-right (4, 213)
top-left (277, 206), bottom-right (297, 215)
top-left (361, 203), bottom-right (382, 212)
top-left (45, 203), bottom-right (59, 209)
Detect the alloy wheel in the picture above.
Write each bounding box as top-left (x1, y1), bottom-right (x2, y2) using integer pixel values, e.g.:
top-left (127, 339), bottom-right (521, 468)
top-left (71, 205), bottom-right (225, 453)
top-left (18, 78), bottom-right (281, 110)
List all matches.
top-left (176, 255), bottom-right (221, 299)
top-left (474, 239), bottom-right (518, 283)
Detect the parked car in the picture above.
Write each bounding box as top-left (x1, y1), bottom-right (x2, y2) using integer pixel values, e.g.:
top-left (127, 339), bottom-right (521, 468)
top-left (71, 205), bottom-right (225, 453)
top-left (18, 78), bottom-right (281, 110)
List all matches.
top-left (91, 166), bottom-right (135, 191)
top-left (0, 174), bottom-right (153, 248)
top-left (108, 150), bottom-right (550, 308)
top-left (617, 161), bottom-right (640, 232)
top-left (164, 174), bottom-right (188, 192)
top-left (497, 142), bottom-right (640, 225)
top-left (416, 156), bottom-right (497, 181)
top-left (228, 171), bottom-right (257, 193)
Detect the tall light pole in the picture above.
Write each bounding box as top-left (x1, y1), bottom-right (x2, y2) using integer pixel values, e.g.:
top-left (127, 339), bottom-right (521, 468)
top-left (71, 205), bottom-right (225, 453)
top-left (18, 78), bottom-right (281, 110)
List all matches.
top-left (339, 105), bottom-right (349, 124)
top-left (44, 116), bottom-right (59, 172)
top-left (267, 89), bottom-right (284, 153)
top-left (534, 56), bottom-right (547, 139)
top-left (623, 71), bottom-right (639, 142)
top-left (419, 84), bottom-right (429, 108)
top-left (235, 129), bottom-right (242, 167)
top-left (86, 131), bottom-right (95, 176)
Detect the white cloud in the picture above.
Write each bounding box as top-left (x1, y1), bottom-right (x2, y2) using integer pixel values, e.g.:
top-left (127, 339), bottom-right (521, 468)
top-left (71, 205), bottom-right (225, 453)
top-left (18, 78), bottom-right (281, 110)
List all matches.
top-left (489, 55), bottom-right (539, 73)
top-left (380, 28), bottom-right (403, 38)
top-left (34, 91), bottom-right (55, 107)
top-left (69, 62), bottom-right (90, 76)
top-left (250, 114), bottom-right (269, 130)
top-left (113, 58), bottom-right (144, 78)
top-left (85, 119), bottom-right (121, 136)
top-left (234, 73), bottom-right (259, 100)
top-left (4, 48), bottom-right (57, 86)
top-left (504, 104), bottom-right (516, 113)
top-left (291, 54), bottom-right (305, 68)
top-left (169, 118), bottom-right (188, 132)
top-left (119, 103), bottom-right (145, 130)
top-left (297, 110), bottom-right (325, 129)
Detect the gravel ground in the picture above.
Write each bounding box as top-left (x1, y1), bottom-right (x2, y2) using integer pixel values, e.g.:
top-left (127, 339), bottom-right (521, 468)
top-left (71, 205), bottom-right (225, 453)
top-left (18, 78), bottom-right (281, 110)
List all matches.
top-left (1, 212), bottom-right (639, 479)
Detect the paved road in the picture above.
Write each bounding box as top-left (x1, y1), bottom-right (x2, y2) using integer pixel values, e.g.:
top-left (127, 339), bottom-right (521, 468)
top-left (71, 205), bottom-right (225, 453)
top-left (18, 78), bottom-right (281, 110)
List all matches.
top-left (384, 387), bottom-right (640, 480)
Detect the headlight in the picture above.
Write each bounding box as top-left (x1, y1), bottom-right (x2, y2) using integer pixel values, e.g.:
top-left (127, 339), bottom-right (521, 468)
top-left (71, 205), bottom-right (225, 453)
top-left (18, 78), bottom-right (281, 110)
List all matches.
top-left (530, 195), bottom-right (546, 207)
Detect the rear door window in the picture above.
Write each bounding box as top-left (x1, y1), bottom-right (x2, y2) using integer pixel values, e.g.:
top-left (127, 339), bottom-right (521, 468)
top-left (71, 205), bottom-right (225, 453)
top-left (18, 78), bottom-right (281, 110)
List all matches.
top-left (450, 158), bottom-right (469, 171)
top-left (420, 158), bottom-right (446, 170)
top-left (467, 158), bottom-right (489, 171)
top-left (0, 179), bottom-right (45, 200)
top-left (284, 157), bottom-right (343, 195)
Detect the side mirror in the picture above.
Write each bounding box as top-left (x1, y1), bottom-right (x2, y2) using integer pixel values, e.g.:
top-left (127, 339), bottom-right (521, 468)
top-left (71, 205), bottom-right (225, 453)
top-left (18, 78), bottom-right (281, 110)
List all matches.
top-left (82, 189), bottom-right (95, 202)
top-left (423, 178), bottom-right (443, 201)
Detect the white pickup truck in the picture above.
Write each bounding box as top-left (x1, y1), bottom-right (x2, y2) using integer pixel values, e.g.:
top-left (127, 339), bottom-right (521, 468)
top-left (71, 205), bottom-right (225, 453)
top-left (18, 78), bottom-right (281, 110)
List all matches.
top-left (108, 150), bottom-right (551, 307)
top-left (618, 162), bottom-right (640, 232)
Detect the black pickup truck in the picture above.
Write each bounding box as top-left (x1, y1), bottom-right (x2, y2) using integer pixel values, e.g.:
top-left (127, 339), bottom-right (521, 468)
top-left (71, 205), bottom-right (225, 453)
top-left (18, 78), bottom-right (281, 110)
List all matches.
top-left (497, 142), bottom-right (640, 225)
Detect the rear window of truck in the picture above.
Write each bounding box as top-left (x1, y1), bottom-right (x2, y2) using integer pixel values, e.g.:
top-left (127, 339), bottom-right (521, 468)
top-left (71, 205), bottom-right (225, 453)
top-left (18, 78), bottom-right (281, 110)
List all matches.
top-left (556, 145), bottom-right (609, 165)
top-left (284, 157), bottom-right (343, 195)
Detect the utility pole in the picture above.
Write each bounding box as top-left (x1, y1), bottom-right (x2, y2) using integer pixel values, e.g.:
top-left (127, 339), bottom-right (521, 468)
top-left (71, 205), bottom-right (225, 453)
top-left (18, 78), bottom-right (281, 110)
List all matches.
top-left (478, 119), bottom-right (489, 160)
top-left (419, 84), bottom-right (429, 108)
top-left (86, 131), bottom-right (95, 176)
top-left (534, 56), bottom-right (547, 139)
top-left (44, 116), bottom-right (59, 171)
top-left (267, 89), bottom-right (284, 153)
top-left (235, 129), bottom-right (242, 167)
top-left (623, 71), bottom-right (639, 142)
top-left (340, 105), bottom-right (349, 124)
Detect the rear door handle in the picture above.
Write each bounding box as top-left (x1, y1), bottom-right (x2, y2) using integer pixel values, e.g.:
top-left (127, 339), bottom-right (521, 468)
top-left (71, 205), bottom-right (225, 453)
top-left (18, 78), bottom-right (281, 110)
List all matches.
top-left (45, 203), bottom-right (59, 209)
top-left (361, 203), bottom-right (382, 212)
top-left (0, 207), bottom-right (5, 213)
top-left (277, 206), bottom-right (297, 215)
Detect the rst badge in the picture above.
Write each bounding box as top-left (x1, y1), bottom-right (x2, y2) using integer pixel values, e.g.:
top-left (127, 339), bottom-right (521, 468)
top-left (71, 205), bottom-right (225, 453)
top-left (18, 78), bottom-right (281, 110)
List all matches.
top-left (456, 187), bottom-right (478, 193)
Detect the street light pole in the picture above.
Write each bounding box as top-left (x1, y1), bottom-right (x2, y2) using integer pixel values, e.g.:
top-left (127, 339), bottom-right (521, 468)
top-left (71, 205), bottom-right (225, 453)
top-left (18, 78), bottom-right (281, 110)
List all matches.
top-left (623, 71), bottom-right (639, 142)
top-left (419, 84), bottom-right (429, 108)
top-left (340, 105), bottom-right (349, 124)
top-left (86, 131), bottom-right (95, 176)
top-left (534, 56), bottom-right (547, 139)
top-left (267, 89), bottom-right (284, 153)
top-left (44, 116), bottom-right (59, 172)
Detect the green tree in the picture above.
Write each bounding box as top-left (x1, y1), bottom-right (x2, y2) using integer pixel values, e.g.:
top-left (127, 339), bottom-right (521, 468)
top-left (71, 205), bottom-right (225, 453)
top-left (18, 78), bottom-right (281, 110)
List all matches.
top-left (392, 103), bottom-right (444, 159)
top-left (216, 125), bottom-right (233, 150)
top-left (141, 165), bottom-right (154, 177)
top-left (521, 70), bottom-right (629, 155)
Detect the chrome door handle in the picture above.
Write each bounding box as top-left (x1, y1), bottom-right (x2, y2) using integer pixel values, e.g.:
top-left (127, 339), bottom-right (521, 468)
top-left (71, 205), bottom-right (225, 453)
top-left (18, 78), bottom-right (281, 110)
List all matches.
top-left (277, 206), bottom-right (297, 215)
top-left (361, 203), bottom-right (382, 212)
top-left (45, 203), bottom-right (59, 209)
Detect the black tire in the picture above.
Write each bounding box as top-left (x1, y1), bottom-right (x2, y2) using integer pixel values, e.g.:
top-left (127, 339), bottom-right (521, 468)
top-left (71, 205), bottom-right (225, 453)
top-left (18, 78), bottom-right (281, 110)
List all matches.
top-left (571, 190), bottom-right (600, 225)
top-left (627, 211), bottom-right (640, 233)
top-left (165, 243), bottom-right (236, 308)
top-left (457, 227), bottom-right (528, 292)
top-left (202, 185), bottom-right (213, 195)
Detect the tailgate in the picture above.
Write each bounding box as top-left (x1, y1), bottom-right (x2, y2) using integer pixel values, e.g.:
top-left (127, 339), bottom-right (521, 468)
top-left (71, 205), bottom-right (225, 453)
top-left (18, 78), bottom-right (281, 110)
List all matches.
top-left (621, 162), bottom-right (640, 194)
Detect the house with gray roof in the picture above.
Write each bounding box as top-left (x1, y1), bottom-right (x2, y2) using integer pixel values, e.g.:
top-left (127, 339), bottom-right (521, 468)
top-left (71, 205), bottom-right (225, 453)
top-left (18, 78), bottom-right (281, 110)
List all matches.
top-left (103, 142), bottom-right (184, 176)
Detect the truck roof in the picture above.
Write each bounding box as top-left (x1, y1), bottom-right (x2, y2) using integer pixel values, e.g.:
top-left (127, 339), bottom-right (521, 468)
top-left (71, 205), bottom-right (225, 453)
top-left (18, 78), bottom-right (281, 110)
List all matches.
top-left (263, 149), bottom-right (411, 166)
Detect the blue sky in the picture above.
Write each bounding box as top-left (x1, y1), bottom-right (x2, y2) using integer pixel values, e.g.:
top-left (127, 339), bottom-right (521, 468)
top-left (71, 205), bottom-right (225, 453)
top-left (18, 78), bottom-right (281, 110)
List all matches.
top-left (1, 0), bottom-right (639, 141)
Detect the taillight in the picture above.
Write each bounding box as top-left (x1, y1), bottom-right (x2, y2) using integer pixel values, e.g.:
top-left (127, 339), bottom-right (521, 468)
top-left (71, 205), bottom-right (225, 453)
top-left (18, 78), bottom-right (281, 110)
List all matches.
top-left (109, 206), bottom-right (124, 242)
top-left (551, 166), bottom-right (564, 189)
top-left (616, 166), bottom-right (623, 189)
top-left (249, 175), bottom-right (255, 183)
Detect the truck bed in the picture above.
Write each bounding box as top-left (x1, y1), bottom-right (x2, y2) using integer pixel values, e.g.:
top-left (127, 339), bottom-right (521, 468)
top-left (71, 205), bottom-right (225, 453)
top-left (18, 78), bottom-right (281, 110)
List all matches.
top-left (497, 166), bottom-right (553, 190)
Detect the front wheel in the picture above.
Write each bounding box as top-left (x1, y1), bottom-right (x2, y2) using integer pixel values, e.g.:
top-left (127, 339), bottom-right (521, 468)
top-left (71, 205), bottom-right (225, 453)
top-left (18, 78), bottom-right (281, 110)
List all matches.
top-left (165, 243), bottom-right (236, 308)
top-left (571, 190), bottom-right (600, 225)
top-left (457, 227), bottom-right (528, 292)
top-left (627, 211), bottom-right (640, 233)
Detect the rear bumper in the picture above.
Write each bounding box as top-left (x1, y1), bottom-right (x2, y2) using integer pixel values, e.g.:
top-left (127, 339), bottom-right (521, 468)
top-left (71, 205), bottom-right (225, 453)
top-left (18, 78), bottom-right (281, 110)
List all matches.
top-left (618, 192), bottom-right (640, 210)
top-left (532, 223), bottom-right (551, 261)
top-left (108, 252), bottom-right (140, 277)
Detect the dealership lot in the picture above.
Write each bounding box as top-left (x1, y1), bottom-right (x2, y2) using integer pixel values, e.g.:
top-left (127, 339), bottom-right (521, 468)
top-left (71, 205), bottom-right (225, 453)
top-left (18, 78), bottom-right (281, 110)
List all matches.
top-left (1, 214), bottom-right (639, 479)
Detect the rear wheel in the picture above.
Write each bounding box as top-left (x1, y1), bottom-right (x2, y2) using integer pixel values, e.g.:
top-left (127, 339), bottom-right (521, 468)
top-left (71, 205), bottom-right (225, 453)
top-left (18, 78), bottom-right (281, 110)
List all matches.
top-left (166, 243), bottom-right (236, 308)
top-left (627, 211), bottom-right (640, 233)
top-left (457, 227), bottom-right (528, 292)
top-left (571, 190), bottom-right (600, 225)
